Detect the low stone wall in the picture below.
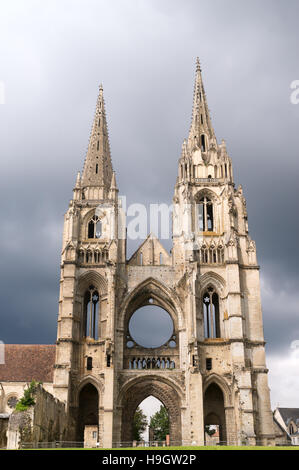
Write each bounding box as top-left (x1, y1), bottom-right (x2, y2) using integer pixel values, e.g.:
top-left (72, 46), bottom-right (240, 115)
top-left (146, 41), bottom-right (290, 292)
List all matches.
top-left (0, 417), bottom-right (8, 448)
top-left (7, 385), bottom-right (68, 449)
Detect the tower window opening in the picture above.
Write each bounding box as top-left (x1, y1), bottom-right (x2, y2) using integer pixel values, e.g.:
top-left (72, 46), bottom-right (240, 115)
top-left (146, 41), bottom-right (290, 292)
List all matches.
top-left (97, 140), bottom-right (99, 151)
top-left (206, 358), bottom-right (212, 370)
top-left (96, 220), bottom-right (102, 238)
top-left (159, 253), bottom-right (163, 265)
top-left (107, 354), bottom-right (111, 368)
top-left (201, 114), bottom-right (203, 124)
top-left (87, 357), bottom-right (93, 370)
top-left (203, 288), bottom-right (221, 339)
top-left (83, 286), bottom-right (100, 339)
top-left (96, 164), bottom-right (98, 174)
top-left (88, 215), bottom-right (102, 239)
top-left (98, 118), bottom-right (100, 127)
top-left (201, 134), bottom-right (206, 152)
top-left (198, 197), bottom-right (214, 232)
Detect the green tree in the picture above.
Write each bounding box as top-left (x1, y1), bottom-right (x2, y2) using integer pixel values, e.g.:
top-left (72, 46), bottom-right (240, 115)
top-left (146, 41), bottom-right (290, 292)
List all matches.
top-left (15, 380), bottom-right (40, 412)
top-left (133, 407), bottom-right (148, 441)
top-left (205, 425), bottom-right (216, 437)
top-left (149, 405), bottom-right (169, 441)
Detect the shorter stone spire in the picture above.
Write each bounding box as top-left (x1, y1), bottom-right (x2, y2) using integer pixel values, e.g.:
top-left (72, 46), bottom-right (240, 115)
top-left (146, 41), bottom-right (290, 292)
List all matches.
top-left (75, 171), bottom-right (81, 188)
top-left (81, 85), bottom-right (113, 192)
top-left (110, 171), bottom-right (117, 190)
top-left (108, 171), bottom-right (118, 200)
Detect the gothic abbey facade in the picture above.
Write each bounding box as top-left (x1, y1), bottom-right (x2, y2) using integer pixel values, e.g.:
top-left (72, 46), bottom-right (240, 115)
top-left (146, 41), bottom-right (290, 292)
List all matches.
top-left (50, 59), bottom-right (275, 446)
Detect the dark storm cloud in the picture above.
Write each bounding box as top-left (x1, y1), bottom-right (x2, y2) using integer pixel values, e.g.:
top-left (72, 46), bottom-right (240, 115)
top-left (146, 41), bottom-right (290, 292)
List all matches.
top-left (0, 0), bottom-right (298, 403)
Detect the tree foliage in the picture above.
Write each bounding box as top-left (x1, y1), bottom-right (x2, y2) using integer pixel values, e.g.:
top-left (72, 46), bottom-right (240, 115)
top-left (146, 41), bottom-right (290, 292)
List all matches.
top-left (15, 380), bottom-right (40, 412)
top-left (205, 425), bottom-right (216, 436)
top-left (133, 407), bottom-right (148, 441)
top-left (149, 405), bottom-right (169, 441)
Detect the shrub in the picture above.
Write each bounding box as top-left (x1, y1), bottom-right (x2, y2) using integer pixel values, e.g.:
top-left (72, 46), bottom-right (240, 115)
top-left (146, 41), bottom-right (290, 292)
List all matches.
top-left (15, 380), bottom-right (41, 412)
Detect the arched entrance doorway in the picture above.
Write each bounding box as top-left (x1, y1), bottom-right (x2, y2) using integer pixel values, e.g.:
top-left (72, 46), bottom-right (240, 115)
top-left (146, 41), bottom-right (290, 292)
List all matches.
top-left (120, 378), bottom-right (182, 446)
top-left (78, 383), bottom-right (99, 441)
top-left (134, 396), bottom-right (170, 445)
top-left (204, 383), bottom-right (227, 444)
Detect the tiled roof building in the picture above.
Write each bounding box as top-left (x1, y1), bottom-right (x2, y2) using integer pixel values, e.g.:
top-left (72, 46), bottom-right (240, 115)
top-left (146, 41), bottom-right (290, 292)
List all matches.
top-left (0, 345), bottom-right (55, 383)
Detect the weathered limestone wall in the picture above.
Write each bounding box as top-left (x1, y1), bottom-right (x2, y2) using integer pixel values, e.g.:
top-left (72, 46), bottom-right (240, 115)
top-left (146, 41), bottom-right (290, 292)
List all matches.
top-left (7, 385), bottom-right (68, 449)
top-left (0, 382), bottom-right (53, 415)
top-left (0, 417), bottom-right (8, 448)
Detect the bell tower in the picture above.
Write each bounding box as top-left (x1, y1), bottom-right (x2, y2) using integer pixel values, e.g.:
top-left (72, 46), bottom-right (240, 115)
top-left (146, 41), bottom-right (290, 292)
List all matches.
top-left (53, 85), bottom-right (125, 446)
top-left (172, 59), bottom-right (275, 445)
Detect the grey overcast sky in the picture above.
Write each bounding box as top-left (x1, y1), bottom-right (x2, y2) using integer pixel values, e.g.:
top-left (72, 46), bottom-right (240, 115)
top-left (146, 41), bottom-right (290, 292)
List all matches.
top-left (0, 0), bottom-right (298, 408)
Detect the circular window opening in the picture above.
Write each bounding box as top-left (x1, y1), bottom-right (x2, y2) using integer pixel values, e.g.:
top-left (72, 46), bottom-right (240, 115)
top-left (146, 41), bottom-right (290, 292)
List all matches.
top-left (129, 306), bottom-right (174, 348)
top-left (7, 396), bottom-right (18, 409)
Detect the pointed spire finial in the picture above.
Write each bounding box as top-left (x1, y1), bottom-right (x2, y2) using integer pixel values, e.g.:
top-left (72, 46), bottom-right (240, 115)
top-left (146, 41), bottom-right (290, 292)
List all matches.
top-left (81, 85), bottom-right (113, 193)
top-left (186, 58), bottom-right (216, 152)
top-left (196, 57), bottom-right (201, 72)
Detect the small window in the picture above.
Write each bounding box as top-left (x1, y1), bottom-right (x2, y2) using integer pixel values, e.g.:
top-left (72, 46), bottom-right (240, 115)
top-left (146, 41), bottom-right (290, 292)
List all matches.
top-left (206, 358), bottom-right (212, 370)
top-left (7, 396), bottom-right (18, 409)
top-left (87, 357), bottom-right (93, 370)
top-left (96, 164), bottom-right (98, 174)
top-left (107, 354), bottom-right (111, 367)
top-left (201, 134), bottom-right (206, 152)
top-left (92, 431), bottom-right (97, 439)
top-left (97, 140), bottom-right (99, 151)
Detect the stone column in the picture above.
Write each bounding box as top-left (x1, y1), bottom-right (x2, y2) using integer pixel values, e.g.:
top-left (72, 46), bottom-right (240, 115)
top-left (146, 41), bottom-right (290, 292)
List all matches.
top-left (102, 368), bottom-right (114, 448)
top-left (255, 371), bottom-right (275, 445)
top-left (225, 406), bottom-right (236, 445)
top-left (188, 371), bottom-right (204, 446)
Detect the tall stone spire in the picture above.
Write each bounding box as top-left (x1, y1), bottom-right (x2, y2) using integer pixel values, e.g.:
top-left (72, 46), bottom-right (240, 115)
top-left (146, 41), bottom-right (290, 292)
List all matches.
top-left (187, 58), bottom-right (217, 153)
top-left (81, 85), bottom-right (113, 193)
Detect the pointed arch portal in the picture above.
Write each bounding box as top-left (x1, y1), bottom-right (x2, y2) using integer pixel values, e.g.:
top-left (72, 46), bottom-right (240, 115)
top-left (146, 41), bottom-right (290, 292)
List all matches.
top-left (78, 383), bottom-right (99, 441)
top-left (204, 383), bottom-right (227, 444)
top-left (120, 378), bottom-right (182, 446)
